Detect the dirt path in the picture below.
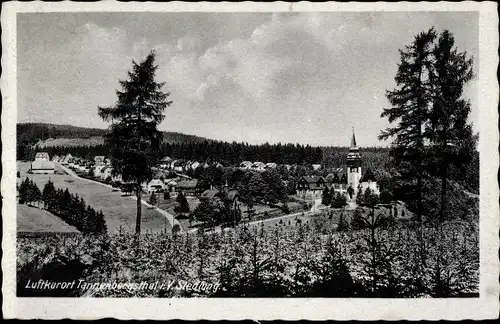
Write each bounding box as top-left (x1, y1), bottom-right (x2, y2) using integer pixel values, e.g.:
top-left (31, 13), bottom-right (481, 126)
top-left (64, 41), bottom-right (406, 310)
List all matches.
top-left (187, 204), bottom-right (328, 234)
top-left (56, 163), bottom-right (182, 233)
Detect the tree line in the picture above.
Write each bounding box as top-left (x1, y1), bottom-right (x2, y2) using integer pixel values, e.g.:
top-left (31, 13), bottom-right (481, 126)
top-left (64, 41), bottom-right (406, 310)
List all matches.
top-left (18, 178), bottom-right (107, 234)
top-left (160, 141), bottom-right (324, 165)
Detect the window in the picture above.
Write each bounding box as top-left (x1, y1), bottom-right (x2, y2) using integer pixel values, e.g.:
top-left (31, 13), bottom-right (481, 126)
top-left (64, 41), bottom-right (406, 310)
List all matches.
top-left (350, 167), bottom-right (358, 173)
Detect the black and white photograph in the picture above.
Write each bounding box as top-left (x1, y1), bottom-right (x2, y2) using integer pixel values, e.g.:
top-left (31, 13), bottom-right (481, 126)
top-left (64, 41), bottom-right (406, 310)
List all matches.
top-left (2, 1), bottom-right (498, 320)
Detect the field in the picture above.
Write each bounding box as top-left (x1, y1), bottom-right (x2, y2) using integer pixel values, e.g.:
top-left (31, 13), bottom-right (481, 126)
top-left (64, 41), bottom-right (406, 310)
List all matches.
top-left (16, 220), bottom-right (479, 298)
top-left (17, 204), bottom-right (79, 233)
top-left (17, 162), bottom-right (170, 234)
top-left (36, 136), bottom-right (105, 148)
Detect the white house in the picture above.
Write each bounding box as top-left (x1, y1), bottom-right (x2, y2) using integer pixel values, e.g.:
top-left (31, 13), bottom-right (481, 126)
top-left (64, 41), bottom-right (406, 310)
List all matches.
top-left (312, 164), bottom-right (322, 171)
top-left (147, 179), bottom-right (165, 193)
top-left (252, 161), bottom-right (266, 171)
top-left (159, 156), bottom-right (172, 169)
top-left (265, 162), bottom-right (277, 169)
top-left (30, 160), bottom-right (55, 174)
top-left (94, 163), bottom-right (106, 177)
top-left (35, 152), bottom-right (50, 161)
top-left (190, 161), bottom-right (200, 170)
top-left (94, 156), bottom-right (105, 164)
top-left (164, 179), bottom-right (177, 193)
top-left (240, 161), bottom-right (253, 169)
top-left (358, 168), bottom-right (380, 195)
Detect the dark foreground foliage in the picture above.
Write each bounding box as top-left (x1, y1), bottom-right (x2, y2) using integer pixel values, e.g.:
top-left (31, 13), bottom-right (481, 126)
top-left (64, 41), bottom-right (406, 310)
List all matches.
top-left (17, 220), bottom-right (478, 298)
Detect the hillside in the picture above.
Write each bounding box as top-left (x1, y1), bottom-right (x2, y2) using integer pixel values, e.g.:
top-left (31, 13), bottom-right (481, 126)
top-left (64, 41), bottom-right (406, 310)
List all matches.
top-left (17, 122), bottom-right (212, 147)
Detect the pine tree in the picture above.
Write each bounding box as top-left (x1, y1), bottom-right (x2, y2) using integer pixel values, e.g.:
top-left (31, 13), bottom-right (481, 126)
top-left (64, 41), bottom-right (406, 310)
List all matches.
top-left (379, 27), bottom-right (437, 224)
top-left (428, 30), bottom-right (475, 223)
top-left (98, 51), bottom-right (171, 235)
top-left (174, 192), bottom-right (190, 217)
top-left (148, 192), bottom-right (158, 206)
top-left (42, 180), bottom-right (56, 209)
top-left (321, 186), bottom-right (331, 206)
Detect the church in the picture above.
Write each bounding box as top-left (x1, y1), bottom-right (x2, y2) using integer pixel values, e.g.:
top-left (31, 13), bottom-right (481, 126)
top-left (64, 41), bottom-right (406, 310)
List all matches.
top-left (295, 130), bottom-right (379, 200)
top-left (345, 130), bottom-right (380, 199)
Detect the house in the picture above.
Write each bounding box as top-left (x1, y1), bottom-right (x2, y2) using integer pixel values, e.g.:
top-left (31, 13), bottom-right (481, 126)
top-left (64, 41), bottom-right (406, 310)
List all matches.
top-left (61, 153), bottom-right (73, 165)
top-left (240, 161), bottom-right (253, 169)
top-left (202, 162), bottom-right (210, 169)
top-left (94, 156), bottom-right (105, 164)
top-left (147, 179), bottom-right (165, 193)
top-left (159, 156), bottom-right (172, 169)
top-left (94, 163), bottom-right (106, 178)
top-left (252, 161), bottom-right (266, 171)
top-left (312, 164), bottom-right (322, 171)
top-left (201, 188), bottom-right (240, 203)
top-left (172, 160), bottom-right (187, 172)
top-left (265, 162), bottom-right (277, 169)
top-left (100, 166), bottom-right (113, 181)
top-left (164, 179), bottom-right (177, 193)
top-left (176, 179), bottom-right (206, 196)
top-left (51, 155), bottom-right (60, 163)
top-left (30, 159), bottom-right (55, 174)
top-left (214, 162), bottom-right (223, 168)
top-left (358, 168), bottom-right (380, 195)
top-left (296, 176), bottom-right (326, 196)
top-left (34, 152), bottom-right (50, 161)
top-left (190, 161), bottom-right (200, 170)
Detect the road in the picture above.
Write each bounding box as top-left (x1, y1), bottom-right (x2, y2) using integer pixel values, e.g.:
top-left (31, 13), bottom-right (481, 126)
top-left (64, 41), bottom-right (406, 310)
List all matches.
top-left (187, 200), bottom-right (329, 235)
top-left (56, 163), bottom-right (182, 233)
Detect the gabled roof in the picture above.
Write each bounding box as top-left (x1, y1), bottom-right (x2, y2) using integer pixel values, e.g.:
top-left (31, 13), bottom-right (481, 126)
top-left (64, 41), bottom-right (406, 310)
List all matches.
top-left (301, 175), bottom-right (324, 184)
top-left (35, 152), bottom-right (50, 160)
top-left (177, 179), bottom-right (199, 189)
top-left (201, 188), bottom-right (239, 201)
top-left (148, 179), bottom-right (164, 186)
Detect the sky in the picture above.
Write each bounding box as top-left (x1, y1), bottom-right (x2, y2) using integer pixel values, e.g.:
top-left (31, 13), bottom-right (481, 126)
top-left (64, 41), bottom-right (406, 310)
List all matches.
top-left (17, 11), bottom-right (478, 147)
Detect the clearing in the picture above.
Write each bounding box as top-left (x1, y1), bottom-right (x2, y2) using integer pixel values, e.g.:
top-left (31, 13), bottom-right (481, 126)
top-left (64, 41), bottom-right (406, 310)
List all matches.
top-left (17, 204), bottom-right (79, 233)
top-left (17, 161), bottom-right (171, 235)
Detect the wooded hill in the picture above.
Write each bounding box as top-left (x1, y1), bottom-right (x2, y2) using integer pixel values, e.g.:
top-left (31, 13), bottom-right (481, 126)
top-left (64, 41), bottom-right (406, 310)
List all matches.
top-left (17, 123), bottom-right (211, 147)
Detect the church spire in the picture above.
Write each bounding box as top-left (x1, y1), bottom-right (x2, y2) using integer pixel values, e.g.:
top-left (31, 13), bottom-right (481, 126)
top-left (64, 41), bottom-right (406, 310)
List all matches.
top-left (351, 128), bottom-right (357, 147)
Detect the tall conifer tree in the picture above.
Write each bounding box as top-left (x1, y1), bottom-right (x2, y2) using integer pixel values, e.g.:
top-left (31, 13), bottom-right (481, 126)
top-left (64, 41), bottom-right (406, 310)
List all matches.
top-left (380, 28), bottom-right (437, 223)
top-left (98, 51), bottom-right (171, 234)
top-left (428, 30), bottom-right (475, 222)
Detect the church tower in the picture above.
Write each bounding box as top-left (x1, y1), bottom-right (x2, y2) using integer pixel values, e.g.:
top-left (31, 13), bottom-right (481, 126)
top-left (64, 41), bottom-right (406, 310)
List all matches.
top-left (346, 129), bottom-right (362, 196)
